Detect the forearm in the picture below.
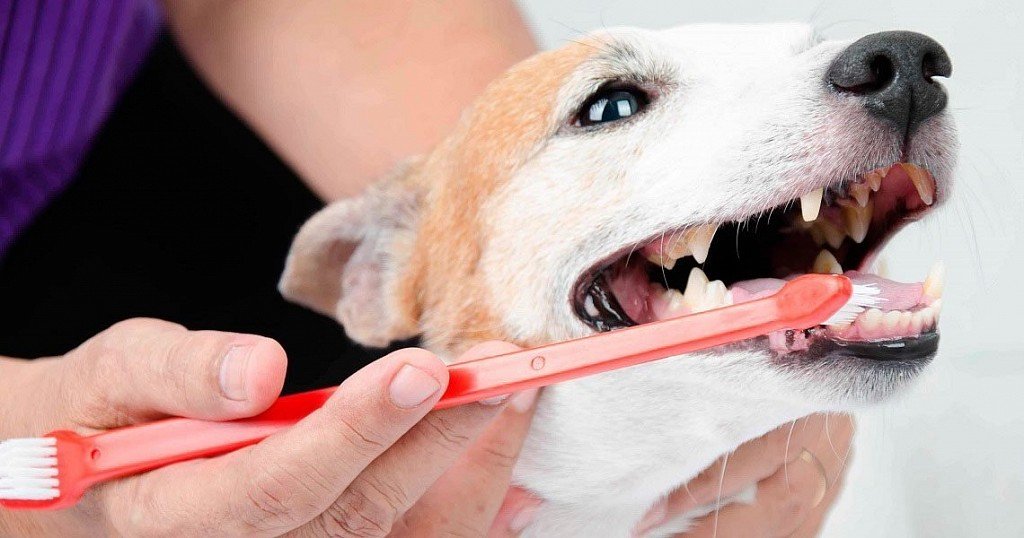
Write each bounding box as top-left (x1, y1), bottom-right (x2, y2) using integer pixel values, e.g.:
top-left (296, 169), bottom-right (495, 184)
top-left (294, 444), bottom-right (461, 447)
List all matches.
top-left (162, 0), bottom-right (536, 200)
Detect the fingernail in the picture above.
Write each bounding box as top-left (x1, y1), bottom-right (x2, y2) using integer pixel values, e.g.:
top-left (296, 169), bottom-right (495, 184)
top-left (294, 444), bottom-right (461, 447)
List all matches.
top-left (633, 498), bottom-right (667, 537)
top-left (480, 393), bottom-right (511, 406)
top-left (389, 364), bottom-right (442, 408)
top-left (510, 389), bottom-right (539, 413)
top-left (220, 346), bottom-right (253, 401)
top-left (509, 502), bottom-right (541, 533)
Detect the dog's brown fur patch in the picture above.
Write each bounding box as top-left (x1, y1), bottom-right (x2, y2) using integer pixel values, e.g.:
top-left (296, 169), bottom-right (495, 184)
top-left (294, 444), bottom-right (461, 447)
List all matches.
top-left (395, 42), bottom-right (597, 354)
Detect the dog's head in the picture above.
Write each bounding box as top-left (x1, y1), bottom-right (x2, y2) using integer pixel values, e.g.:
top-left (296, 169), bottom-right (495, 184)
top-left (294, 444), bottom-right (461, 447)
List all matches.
top-left (282, 23), bottom-right (955, 415)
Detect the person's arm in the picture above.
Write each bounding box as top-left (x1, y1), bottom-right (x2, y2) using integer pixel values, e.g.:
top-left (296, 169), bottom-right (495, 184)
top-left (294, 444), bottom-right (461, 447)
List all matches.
top-left (162, 0), bottom-right (537, 200)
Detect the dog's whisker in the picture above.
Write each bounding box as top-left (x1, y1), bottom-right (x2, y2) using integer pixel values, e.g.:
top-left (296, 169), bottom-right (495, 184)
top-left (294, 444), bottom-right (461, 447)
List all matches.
top-left (712, 453), bottom-right (730, 538)
top-left (783, 419), bottom-right (798, 488)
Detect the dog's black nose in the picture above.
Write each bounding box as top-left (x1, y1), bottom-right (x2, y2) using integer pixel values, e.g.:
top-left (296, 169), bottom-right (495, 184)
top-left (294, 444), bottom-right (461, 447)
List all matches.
top-left (828, 31), bottom-right (952, 134)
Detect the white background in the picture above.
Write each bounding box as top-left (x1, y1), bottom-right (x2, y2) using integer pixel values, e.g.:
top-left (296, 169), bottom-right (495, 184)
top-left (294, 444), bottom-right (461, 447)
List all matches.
top-left (518, 1), bottom-right (1024, 535)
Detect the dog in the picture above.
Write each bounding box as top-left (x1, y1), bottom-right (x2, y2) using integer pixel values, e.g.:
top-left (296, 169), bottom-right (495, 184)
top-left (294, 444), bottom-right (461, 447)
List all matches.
top-left (279, 22), bottom-right (957, 536)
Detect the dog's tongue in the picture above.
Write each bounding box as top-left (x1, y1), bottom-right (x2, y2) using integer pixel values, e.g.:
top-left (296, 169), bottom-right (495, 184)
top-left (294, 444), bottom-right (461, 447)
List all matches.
top-left (729, 271), bottom-right (925, 311)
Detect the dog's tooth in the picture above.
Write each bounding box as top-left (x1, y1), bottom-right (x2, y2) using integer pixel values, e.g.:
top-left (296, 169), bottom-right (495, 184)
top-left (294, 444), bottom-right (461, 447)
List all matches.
top-left (583, 295), bottom-right (600, 318)
top-left (849, 182), bottom-right (871, 207)
top-left (923, 261), bottom-right (945, 300)
top-left (922, 306), bottom-right (937, 328)
top-left (930, 299), bottom-right (943, 322)
top-left (812, 250), bottom-right (843, 274)
top-left (704, 280), bottom-right (729, 310)
top-left (686, 225), bottom-right (718, 264)
top-left (841, 199), bottom-right (873, 244)
top-left (897, 311), bottom-right (914, 333)
top-left (909, 311), bottom-right (926, 334)
top-left (860, 308), bottom-right (884, 332)
top-left (662, 287), bottom-right (687, 314)
top-left (865, 169), bottom-right (884, 192)
top-left (883, 310), bottom-right (903, 332)
top-left (899, 163), bottom-right (936, 205)
top-left (682, 267), bottom-right (710, 308)
top-left (800, 188), bottom-right (824, 222)
top-left (665, 234), bottom-right (692, 260)
top-left (645, 251), bottom-right (677, 270)
top-left (816, 220), bottom-right (846, 249)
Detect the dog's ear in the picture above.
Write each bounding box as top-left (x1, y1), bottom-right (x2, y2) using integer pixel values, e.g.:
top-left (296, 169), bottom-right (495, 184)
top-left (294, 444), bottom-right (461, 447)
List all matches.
top-left (279, 160), bottom-right (422, 347)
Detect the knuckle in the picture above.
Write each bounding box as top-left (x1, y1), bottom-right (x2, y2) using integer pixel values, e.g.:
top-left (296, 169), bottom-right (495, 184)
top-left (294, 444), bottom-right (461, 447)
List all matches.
top-left (419, 414), bottom-right (471, 453)
top-left (328, 414), bottom-right (389, 458)
top-left (473, 442), bottom-right (519, 473)
top-left (318, 488), bottom-right (397, 538)
top-left (104, 318), bottom-right (185, 343)
top-left (239, 464), bottom-right (320, 533)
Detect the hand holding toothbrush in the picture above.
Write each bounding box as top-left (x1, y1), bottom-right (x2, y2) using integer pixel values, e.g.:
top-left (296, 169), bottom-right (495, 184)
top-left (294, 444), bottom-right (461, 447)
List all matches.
top-left (0, 319), bottom-right (539, 537)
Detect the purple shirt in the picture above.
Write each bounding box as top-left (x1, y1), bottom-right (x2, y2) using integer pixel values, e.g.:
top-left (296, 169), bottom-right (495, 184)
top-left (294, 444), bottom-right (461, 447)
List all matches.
top-left (0, 0), bottom-right (161, 257)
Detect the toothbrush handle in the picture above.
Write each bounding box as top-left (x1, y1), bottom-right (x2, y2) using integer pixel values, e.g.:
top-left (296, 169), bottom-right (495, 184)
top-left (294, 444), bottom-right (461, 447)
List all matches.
top-left (87, 387), bottom-right (337, 482)
top-left (86, 274), bottom-right (849, 481)
top-left (85, 298), bottom-right (783, 480)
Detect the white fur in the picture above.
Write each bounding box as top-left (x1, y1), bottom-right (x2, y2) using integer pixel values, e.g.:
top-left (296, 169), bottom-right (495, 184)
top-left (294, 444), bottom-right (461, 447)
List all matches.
top-left (475, 23), bottom-right (956, 536)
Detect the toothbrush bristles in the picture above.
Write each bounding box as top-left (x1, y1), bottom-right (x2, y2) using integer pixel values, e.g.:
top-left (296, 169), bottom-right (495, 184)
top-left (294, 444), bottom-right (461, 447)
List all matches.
top-left (0, 437), bottom-right (60, 501)
top-left (824, 284), bottom-right (882, 326)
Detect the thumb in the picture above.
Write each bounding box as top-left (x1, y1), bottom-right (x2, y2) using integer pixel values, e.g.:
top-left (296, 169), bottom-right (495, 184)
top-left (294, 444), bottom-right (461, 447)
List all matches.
top-left (58, 318), bottom-right (286, 429)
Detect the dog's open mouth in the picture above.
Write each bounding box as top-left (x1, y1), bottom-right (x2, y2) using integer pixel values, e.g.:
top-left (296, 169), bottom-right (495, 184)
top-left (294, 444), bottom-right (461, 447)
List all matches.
top-left (572, 163), bottom-right (945, 360)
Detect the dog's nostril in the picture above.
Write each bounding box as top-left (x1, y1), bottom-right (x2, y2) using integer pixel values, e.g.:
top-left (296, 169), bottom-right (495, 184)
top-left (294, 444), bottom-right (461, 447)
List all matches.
top-left (834, 54), bottom-right (895, 95)
top-left (827, 31), bottom-right (952, 135)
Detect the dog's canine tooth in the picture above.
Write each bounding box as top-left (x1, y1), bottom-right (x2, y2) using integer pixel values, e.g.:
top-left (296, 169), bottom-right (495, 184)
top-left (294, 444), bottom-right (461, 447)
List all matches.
top-left (815, 220), bottom-right (846, 249)
top-left (930, 298), bottom-right (943, 321)
top-left (812, 250), bottom-right (843, 274)
top-left (923, 261), bottom-right (945, 300)
top-left (865, 169), bottom-right (885, 192)
top-left (800, 188), bottom-right (824, 222)
top-left (682, 267), bottom-right (709, 309)
top-left (686, 225), bottom-right (718, 264)
top-left (849, 182), bottom-right (871, 207)
top-left (841, 199), bottom-right (873, 243)
top-left (899, 163), bottom-right (936, 205)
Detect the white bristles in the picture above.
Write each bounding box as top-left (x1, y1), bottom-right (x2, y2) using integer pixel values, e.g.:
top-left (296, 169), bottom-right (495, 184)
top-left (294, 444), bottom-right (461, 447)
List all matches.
top-left (824, 284), bottom-right (883, 326)
top-left (0, 437), bottom-right (60, 501)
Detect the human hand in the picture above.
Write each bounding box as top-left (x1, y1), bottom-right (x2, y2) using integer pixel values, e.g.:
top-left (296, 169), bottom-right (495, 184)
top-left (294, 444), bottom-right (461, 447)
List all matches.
top-left (636, 413), bottom-right (854, 537)
top-left (489, 414), bottom-right (853, 538)
top-left (0, 319), bottom-right (538, 537)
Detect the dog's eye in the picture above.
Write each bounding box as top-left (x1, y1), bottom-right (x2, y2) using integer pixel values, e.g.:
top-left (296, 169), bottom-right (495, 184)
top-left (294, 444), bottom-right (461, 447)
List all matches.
top-left (578, 87), bottom-right (648, 127)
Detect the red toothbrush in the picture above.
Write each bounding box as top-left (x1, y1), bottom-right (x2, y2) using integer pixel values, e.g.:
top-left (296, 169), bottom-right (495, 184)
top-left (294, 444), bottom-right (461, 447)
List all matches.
top-left (0, 274), bottom-right (877, 510)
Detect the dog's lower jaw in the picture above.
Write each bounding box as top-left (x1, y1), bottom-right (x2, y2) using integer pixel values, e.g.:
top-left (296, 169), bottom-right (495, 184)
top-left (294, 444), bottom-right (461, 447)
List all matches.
top-left (508, 350), bottom-right (823, 537)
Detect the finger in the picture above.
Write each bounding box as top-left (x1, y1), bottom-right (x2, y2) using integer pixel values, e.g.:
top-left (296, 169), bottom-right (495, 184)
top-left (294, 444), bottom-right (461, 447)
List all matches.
top-left (103, 346), bottom-right (449, 537)
top-left (682, 449), bottom-right (829, 538)
top-left (638, 414), bottom-right (852, 537)
top-left (394, 380), bottom-right (539, 537)
top-left (292, 341), bottom-right (527, 538)
top-left (61, 318), bottom-right (287, 428)
top-left (788, 467), bottom-right (848, 538)
top-left (665, 415), bottom-right (836, 518)
top-left (487, 487), bottom-right (544, 538)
